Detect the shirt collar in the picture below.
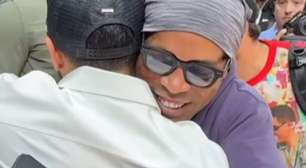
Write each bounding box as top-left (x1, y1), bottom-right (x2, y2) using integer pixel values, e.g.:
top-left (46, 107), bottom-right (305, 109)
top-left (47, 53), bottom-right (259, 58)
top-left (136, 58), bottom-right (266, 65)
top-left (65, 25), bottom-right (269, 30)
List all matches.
top-left (58, 66), bottom-right (160, 112)
top-left (268, 23), bottom-right (278, 36)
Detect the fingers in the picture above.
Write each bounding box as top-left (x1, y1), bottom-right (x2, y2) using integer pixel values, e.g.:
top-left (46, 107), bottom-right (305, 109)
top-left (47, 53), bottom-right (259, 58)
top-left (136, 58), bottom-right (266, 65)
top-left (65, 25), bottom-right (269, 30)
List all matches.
top-left (274, 29), bottom-right (287, 40)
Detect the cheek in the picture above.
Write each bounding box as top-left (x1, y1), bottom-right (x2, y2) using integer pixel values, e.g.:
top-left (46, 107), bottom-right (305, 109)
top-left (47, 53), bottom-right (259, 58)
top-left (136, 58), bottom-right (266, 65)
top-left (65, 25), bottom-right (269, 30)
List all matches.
top-left (277, 131), bottom-right (286, 140)
top-left (297, 4), bottom-right (305, 11)
top-left (274, 8), bottom-right (283, 18)
top-left (278, 127), bottom-right (289, 138)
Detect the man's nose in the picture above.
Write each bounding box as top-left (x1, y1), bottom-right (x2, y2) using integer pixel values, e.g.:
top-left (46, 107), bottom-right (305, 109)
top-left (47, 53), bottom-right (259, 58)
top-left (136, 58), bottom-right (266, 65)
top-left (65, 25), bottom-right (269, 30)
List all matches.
top-left (160, 68), bottom-right (191, 94)
top-left (284, 2), bottom-right (295, 15)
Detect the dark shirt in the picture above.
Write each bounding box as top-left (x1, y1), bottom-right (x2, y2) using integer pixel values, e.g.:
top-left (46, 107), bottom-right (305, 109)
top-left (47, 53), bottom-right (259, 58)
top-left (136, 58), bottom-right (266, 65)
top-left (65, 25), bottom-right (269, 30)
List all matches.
top-left (192, 61), bottom-right (286, 168)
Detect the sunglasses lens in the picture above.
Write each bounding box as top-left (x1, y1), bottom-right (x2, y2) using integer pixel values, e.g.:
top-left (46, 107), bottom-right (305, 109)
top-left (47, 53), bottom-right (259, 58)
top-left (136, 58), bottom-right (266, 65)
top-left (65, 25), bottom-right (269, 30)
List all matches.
top-left (142, 48), bottom-right (175, 75)
top-left (185, 65), bottom-right (215, 87)
top-left (142, 46), bottom-right (223, 88)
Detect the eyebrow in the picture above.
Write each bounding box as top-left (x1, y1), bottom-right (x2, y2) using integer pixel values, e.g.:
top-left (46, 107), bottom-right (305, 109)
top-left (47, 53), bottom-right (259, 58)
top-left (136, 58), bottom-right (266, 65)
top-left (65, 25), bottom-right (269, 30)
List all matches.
top-left (143, 44), bottom-right (227, 65)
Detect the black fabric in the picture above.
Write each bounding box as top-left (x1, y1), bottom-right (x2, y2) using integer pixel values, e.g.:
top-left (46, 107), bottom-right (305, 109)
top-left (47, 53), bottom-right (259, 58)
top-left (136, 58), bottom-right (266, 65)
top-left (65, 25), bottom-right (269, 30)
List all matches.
top-left (46, 0), bottom-right (144, 60)
top-left (12, 154), bottom-right (46, 168)
top-left (289, 46), bottom-right (306, 115)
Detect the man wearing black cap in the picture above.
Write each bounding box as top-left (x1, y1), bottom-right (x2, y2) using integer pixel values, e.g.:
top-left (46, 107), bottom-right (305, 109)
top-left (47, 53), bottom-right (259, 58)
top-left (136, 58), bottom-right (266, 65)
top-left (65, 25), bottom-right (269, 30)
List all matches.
top-left (0, 0), bottom-right (229, 167)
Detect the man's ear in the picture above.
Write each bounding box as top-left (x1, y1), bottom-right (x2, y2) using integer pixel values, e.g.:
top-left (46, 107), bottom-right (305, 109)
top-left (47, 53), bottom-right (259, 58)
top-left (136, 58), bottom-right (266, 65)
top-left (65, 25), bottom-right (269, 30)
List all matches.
top-left (46, 36), bottom-right (65, 72)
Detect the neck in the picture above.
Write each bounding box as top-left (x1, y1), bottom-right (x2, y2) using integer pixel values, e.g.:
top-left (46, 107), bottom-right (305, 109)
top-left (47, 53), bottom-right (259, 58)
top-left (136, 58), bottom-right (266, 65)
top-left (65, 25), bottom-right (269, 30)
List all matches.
top-left (116, 67), bottom-right (134, 76)
top-left (276, 22), bottom-right (282, 32)
top-left (237, 38), bottom-right (269, 82)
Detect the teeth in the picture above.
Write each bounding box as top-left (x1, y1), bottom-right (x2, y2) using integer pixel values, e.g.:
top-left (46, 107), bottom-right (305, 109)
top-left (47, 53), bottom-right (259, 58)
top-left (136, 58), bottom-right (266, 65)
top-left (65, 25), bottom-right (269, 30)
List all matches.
top-left (158, 98), bottom-right (184, 109)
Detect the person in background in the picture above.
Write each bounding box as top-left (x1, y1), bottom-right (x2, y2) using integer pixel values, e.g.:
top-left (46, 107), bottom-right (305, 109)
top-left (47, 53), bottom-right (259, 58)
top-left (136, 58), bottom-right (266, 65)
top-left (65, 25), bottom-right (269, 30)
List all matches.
top-left (259, 0), bottom-right (306, 40)
top-left (237, 1), bottom-right (306, 167)
top-left (272, 105), bottom-right (306, 168)
top-left (136, 0), bottom-right (285, 167)
top-left (0, 0), bottom-right (229, 167)
top-left (0, 0), bottom-right (58, 79)
top-left (237, 0), bottom-right (306, 131)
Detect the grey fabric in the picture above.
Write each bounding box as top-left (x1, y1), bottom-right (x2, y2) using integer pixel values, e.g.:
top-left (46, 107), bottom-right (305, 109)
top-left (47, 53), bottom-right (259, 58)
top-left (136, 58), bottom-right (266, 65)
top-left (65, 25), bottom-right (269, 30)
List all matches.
top-left (143, 0), bottom-right (252, 59)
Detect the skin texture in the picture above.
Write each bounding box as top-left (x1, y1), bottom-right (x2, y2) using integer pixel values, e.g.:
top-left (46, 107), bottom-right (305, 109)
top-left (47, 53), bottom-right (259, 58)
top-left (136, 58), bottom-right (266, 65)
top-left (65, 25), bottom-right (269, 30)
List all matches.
top-left (136, 31), bottom-right (228, 121)
top-left (46, 36), bottom-right (76, 76)
top-left (237, 23), bottom-right (269, 82)
top-left (274, 0), bottom-right (306, 30)
top-left (273, 118), bottom-right (290, 144)
top-left (45, 36), bottom-right (131, 77)
top-left (273, 117), bottom-right (298, 148)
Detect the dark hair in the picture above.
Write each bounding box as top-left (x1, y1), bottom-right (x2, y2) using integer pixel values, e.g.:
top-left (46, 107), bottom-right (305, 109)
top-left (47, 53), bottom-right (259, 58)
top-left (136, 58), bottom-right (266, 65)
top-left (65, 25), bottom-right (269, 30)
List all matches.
top-left (271, 105), bottom-right (296, 122)
top-left (50, 25), bottom-right (139, 72)
top-left (245, 0), bottom-right (259, 23)
top-left (248, 23), bottom-right (261, 40)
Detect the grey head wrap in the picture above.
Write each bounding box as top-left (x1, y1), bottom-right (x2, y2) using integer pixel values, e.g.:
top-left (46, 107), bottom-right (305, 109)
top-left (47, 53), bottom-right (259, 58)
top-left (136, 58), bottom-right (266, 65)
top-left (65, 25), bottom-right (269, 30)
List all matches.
top-left (143, 0), bottom-right (252, 59)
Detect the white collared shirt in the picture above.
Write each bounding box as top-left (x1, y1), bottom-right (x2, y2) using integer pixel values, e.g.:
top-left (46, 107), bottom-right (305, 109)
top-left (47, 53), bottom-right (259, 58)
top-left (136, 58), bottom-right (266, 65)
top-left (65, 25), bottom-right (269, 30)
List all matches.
top-left (0, 66), bottom-right (228, 168)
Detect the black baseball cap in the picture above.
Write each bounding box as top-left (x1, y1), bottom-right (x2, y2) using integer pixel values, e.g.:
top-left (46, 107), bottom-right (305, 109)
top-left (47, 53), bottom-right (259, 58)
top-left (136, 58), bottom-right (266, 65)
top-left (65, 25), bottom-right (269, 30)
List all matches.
top-left (46, 0), bottom-right (145, 60)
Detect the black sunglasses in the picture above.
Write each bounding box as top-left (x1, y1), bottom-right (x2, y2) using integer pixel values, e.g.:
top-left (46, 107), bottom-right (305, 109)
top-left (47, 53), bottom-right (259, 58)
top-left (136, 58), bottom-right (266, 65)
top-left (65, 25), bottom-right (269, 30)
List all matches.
top-left (141, 46), bottom-right (230, 88)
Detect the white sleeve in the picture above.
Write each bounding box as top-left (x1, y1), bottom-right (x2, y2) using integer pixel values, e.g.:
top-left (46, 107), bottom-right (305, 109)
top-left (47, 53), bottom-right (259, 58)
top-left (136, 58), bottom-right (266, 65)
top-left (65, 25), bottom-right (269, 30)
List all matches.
top-left (204, 139), bottom-right (229, 168)
top-left (177, 121), bottom-right (229, 168)
top-left (0, 73), bottom-right (19, 83)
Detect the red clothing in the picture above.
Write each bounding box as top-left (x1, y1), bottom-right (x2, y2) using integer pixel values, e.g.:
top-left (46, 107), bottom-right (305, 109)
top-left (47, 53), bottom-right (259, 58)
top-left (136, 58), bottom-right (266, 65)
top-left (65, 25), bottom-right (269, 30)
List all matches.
top-left (246, 40), bottom-right (306, 168)
top-left (247, 40), bottom-right (306, 86)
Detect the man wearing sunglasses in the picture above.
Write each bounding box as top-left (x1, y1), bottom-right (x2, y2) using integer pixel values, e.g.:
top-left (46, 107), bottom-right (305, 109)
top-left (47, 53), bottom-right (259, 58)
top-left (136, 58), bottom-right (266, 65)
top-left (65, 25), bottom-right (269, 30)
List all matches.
top-left (141, 46), bottom-right (231, 89)
top-left (136, 0), bottom-right (286, 168)
top-left (0, 0), bottom-right (229, 167)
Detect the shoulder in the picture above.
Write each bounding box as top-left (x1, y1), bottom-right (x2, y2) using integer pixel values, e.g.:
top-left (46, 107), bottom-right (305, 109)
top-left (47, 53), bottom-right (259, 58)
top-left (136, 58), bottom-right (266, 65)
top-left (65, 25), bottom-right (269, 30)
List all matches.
top-left (217, 79), bottom-right (273, 135)
top-left (198, 77), bottom-right (272, 126)
top-left (0, 71), bottom-right (60, 131)
top-left (0, 71), bottom-right (56, 85)
top-left (218, 81), bottom-right (285, 168)
top-left (0, 71), bottom-right (58, 97)
top-left (226, 79), bottom-right (270, 110)
top-left (197, 78), bottom-right (273, 138)
top-left (200, 78), bottom-right (285, 168)
top-left (262, 40), bottom-right (291, 49)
